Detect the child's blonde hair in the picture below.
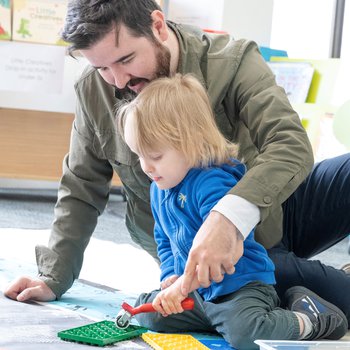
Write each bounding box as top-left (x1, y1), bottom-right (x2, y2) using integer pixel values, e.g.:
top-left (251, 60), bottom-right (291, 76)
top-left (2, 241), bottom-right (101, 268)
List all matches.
top-left (117, 74), bottom-right (238, 168)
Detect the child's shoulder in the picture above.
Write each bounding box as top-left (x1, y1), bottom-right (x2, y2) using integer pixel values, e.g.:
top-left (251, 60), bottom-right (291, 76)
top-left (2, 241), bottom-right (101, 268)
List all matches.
top-left (185, 162), bottom-right (244, 193)
top-left (197, 160), bottom-right (246, 182)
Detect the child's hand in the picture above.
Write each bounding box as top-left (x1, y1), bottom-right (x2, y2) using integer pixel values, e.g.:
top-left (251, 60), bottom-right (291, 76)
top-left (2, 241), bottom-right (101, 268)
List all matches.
top-left (160, 275), bottom-right (179, 290)
top-left (153, 277), bottom-right (187, 317)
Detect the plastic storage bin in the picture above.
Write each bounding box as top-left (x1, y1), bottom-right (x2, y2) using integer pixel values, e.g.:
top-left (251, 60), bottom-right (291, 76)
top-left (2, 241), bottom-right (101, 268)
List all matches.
top-left (255, 340), bottom-right (350, 350)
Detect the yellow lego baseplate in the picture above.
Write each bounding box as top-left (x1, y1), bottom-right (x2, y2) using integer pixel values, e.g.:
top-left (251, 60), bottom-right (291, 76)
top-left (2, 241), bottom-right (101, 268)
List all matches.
top-left (141, 333), bottom-right (209, 350)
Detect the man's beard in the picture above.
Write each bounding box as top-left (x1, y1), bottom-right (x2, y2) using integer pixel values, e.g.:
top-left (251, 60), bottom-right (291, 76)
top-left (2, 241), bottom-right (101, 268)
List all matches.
top-left (128, 43), bottom-right (171, 89)
top-left (153, 42), bottom-right (171, 79)
top-left (116, 43), bottom-right (171, 100)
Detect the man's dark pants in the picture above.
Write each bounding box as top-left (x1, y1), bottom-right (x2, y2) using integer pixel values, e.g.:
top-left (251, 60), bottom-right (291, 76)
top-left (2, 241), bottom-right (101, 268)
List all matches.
top-left (268, 153), bottom-right (350, 323)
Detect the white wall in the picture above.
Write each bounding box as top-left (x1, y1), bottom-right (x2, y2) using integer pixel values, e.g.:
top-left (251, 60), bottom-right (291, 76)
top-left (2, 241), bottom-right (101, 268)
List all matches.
top-left (341, 1), bottom-right (350, 58)
top-left (166, 0), bottom-right (274, 46)
top-left (270, 0), bottom-right (336, 58)
top-left (166, 0), bottom-right (225, 31)
top-left (221, 0), bottom-right (274, 46)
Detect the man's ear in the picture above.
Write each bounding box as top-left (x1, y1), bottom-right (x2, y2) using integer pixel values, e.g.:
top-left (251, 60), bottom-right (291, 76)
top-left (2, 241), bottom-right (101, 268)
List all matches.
top-left (151, 10), bottom-right (168, 42)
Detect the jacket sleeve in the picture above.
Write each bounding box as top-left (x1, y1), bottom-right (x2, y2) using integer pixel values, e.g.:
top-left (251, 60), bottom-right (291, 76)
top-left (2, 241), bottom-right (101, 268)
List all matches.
top-left (36, 92), bottom-right (113, 299)
top-left (196, 169), bottom-right (240, 222)
top-left (223, 41), bottom-right (314, 246)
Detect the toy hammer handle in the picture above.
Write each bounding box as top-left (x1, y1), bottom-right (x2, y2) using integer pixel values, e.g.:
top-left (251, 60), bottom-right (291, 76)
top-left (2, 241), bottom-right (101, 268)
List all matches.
top-left (129, 297), bottom-right (194, 315)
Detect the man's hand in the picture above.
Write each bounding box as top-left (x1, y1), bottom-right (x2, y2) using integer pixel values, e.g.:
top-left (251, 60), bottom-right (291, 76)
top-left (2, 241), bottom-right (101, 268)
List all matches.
top-left (181, 211), bottom-right (243, 295)
top-left (4, 276), bottom-right (56, 302)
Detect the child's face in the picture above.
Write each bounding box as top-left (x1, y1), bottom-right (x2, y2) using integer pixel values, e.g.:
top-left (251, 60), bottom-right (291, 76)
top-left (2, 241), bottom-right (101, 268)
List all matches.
top-left (138, 146), bottom-right (191, 190)
top-left (124, 114), bottom-right (191, 190)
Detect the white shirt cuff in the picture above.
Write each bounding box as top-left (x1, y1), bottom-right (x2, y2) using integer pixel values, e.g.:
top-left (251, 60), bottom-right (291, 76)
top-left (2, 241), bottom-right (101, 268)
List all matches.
top-left (211, 194), bottom-right (260, 239)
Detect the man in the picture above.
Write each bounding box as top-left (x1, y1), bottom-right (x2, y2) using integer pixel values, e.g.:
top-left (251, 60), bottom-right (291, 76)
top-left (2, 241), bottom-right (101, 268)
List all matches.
top-left (5, 0), bottom-right (350, 323)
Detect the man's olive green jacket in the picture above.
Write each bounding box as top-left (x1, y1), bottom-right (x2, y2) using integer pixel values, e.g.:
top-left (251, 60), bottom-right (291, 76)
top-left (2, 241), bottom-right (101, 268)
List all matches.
top-left (36, 22), bottom-right (313, 298)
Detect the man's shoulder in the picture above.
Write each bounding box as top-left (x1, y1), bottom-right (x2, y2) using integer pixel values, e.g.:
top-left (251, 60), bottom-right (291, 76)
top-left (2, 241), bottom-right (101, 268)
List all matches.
top-left (173, 22), bottom-right (261, 101)
top-left (73, 65), bottom-right (116, 113)
top-left (203, 36), bottom-right (260, 79)
top-left (173, 21), bottom-right (257, 62)
top-left (74, 65), bottom-right (107, 92)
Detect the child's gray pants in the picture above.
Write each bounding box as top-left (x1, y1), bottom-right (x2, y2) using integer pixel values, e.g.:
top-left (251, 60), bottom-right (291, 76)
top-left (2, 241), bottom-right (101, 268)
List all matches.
top-left (135, 281), bottom-right (299, 350)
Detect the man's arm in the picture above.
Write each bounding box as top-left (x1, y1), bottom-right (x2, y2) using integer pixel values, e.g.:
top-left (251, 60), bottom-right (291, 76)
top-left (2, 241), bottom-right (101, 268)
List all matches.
top-left (225, 40), bottom-right (314, 244)
top-left (6, 93), bottom-right (114, 301)
top-left (213, 194), bottom-right (260, 239)
top-left (36, 100), bottom-right (114, 298)
top-left (182, 40), bottom-right (314, 295)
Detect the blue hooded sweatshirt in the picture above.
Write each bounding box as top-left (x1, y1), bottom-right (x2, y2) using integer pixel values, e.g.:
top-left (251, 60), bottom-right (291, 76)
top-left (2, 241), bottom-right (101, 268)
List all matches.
top-left (151, 160), bottom-right (276, 301)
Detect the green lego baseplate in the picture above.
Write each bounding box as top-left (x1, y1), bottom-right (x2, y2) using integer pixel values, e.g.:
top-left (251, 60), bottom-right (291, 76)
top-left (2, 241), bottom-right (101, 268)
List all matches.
top-left (57, 320), bottom-right (148, 346)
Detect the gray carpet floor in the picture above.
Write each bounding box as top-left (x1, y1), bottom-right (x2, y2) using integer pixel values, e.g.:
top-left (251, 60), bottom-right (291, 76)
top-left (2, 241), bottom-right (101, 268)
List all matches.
top-left (0, 187), bottom-right (135, 246)
top-left (0, 187), bottom-right (349, 268)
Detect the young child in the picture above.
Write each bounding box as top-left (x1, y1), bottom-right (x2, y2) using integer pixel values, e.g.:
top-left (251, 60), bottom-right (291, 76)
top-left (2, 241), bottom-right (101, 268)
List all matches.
top-left (117, 74), bottom-right (347, 349)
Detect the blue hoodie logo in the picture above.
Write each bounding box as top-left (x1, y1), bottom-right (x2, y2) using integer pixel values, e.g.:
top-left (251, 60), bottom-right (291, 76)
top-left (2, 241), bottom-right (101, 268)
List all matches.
top-left (178, 193), bottom-right (187, 208)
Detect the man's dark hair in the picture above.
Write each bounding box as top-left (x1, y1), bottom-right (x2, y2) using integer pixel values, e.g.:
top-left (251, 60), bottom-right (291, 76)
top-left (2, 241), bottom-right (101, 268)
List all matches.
top-left (61, 0), bottom-right (162, 55)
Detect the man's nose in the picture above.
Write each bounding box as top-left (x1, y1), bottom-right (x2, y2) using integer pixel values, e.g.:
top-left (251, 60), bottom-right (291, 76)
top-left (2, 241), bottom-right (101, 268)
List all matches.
top-left (111, 66), bottom-right (129, 89)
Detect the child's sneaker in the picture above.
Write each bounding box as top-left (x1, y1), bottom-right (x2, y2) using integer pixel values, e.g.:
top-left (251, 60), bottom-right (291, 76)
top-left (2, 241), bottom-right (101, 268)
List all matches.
top-left (285, 286), bottom-right (348, 340)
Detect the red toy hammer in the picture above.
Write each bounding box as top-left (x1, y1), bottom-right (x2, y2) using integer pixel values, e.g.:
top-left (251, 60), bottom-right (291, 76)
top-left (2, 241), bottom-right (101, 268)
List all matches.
top-left (115, 297), bottom-right (195, 329)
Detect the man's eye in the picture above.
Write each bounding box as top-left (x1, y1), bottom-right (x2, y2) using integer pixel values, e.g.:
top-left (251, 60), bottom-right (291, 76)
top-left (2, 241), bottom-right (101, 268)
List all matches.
top-left (151, 155), bottom-right (162, 161)
top-left (121, 57), bottom-right (133, 65)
